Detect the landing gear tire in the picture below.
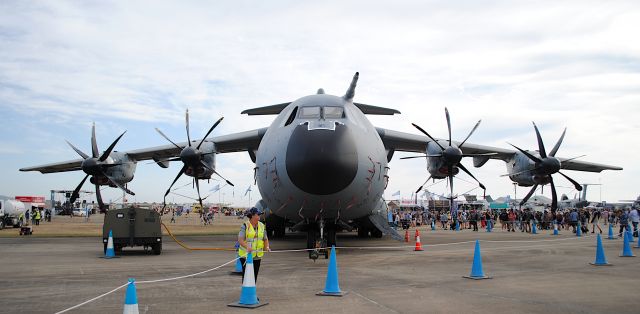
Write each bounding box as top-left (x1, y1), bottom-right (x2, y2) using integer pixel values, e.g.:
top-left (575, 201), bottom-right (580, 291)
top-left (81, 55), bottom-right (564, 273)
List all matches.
top-left (371, 228), bottom-right (383, 238)
top-left (0, 220), bottom-right (4, 230)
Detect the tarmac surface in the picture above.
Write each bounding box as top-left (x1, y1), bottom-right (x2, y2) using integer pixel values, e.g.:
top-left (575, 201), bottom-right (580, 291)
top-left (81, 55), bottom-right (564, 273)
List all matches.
top-left (1, 226), bottom-right (639, 314)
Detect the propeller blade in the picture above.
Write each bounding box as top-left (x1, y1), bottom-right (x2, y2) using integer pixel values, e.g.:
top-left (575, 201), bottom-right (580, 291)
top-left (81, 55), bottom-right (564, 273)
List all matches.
top-left (458, 163), bottom-right (486, 190)
top-left (200, 160), bottom-right (213, 172)
top-left (412, 123), bottom-right (445, 150)
top-left (66, 140), bottom-right (89, 159)
top-left (101, 163), bottom-right (123, 168)
top-left (155, 128), bottom-right (183, 150)
top-left (186, 109), bottom-right (191, 147)
top-left (459, 120), bottom-right (482, 149)
top-left (197, 117), bottom-right (224, 150)
top-left (164, 165), bottom-right (187, 198)
top-left (104, 173), bottom-right (135, 196)
top-left (507, 142), bottom-right (542, 163)
top-left (445, 107), bottom-right (452, 147)
top-left (558, 171), bottom-right (583, 191)
top-left (519, 184), bottom-right (539, 206)
top-left (95, 184), bottom-right (105, 212)
top-left (195, 178), bottom-right (204, 210)
top-left (91, 123), bottom-right (99, 158)
top-left (99, 131), bottom-right (126, 162)
top-left (213, 169), bottom-right (234, 187)
top-left (550, 176), bottom-right (557, 213)
top-left (415, 175), bottom-right (433, 194)
top-left (70, 174), bottom-right (90, 203)
top-left (448, 166), bottom-right (454, 201)
top-left (549, 127), bottom-right (566, 157)
top-left (532, 122), bottom-right (547, 158)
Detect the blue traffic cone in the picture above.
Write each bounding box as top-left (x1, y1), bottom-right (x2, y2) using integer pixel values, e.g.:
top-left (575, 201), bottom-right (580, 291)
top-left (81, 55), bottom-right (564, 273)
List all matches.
top-left (102, 230), bottom-right (117, 259)
top-left (431, 221), bottom-right (436, 231)
top-left (552, 222), bottom-right (559, 236)
top-left (230, 253), bottom-right (243, 275)
top-left (531, 221), bottom-right (537, 234)
top-left (576, 222), bottom-right (582, 237)
top-left (620, 232), bottom-right (635, 257)
top-left (463, 240), bottom-right (491, 280)
top-left (228, 253), bottom-right (268, 308)
top-left (317, 246), bottom-right (347, 296)
top-left (607, 224), bottom-right (615, 240)
top-left (123, 278), bottom-right (139, 314)
top-left (590, 234), bottom-right (611, 266)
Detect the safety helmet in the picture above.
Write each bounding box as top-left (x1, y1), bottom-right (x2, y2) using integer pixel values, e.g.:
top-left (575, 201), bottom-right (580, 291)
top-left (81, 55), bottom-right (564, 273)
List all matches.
top-left (246, 207), bottom-right (263, 217)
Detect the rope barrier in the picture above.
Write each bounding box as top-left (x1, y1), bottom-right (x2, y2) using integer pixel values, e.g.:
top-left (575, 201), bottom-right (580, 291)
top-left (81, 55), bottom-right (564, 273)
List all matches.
top-left (161, 222), bottom-right (236, 251)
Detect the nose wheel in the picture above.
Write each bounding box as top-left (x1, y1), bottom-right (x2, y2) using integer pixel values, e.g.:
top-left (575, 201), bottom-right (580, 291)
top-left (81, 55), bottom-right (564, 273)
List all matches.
top-left (307, 220), bottom-right (336, 260)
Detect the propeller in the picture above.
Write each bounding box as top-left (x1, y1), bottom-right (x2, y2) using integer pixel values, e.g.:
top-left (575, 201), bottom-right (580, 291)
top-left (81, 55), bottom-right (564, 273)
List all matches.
top-left (156, 110), bottom-right (233, 209)
top-left (65, 123), bottom-right (132, 211)
top-left (511, 122), bottom-right (583, 213)
top-left (411, 108), bottom-right (487, 212)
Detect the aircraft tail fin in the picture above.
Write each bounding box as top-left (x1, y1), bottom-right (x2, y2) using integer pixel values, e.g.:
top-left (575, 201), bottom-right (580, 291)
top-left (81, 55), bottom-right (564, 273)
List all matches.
top-left (343, 72), bottom-right (359, 101)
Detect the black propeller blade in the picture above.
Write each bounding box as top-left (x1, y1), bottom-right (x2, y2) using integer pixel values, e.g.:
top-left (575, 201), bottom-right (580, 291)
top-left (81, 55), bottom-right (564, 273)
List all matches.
top-left (410, 107), bottom-right (487, 205)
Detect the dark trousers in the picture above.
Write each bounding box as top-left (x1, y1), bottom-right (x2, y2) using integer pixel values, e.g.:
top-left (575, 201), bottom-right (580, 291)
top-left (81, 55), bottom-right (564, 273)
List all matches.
top-left (240, 257), bottom-right (261, 283)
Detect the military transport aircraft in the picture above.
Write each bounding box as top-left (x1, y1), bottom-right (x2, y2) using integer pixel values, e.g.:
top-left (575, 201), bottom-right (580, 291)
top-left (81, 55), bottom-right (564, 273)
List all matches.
top-left (20, 72), bottom-right (622, 251)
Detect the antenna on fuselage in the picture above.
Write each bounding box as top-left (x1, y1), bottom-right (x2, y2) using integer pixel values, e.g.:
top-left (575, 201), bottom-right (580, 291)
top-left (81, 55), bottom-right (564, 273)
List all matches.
top-left (317, 88), bottom-right (325, 94)
top-left (343, 72), bottom-right (359, 101)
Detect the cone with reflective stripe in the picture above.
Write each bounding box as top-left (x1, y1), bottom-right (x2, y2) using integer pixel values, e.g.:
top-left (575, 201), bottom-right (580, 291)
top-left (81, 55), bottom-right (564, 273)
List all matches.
top-left (123, 278), bottom-right (139, 314)
top-left (463, 240), bottom-right (491, 280)
top-left (230, 252), bottom-right (243, 275)
top-left (414, 235), bottom-right (424, 251)
top-left (576, 222), bottom-right (582, 237)
top-left (103, 230), bottom-right (117, 259)
top-left (552, 222), bottom-right (559, 236)
top-left (607, 224), bottom-right (615, 240)
top-left (590, 234), bottom-right (611, 266)
top-left (414, 229), bottom-right (420, 240)
top-left (620, 231), bottom-right (635, 257)
top-left (531, 220), bottom-right (537, 234)
top-left (228, 252), bottom-right (268, 308)
top-left (317, 246), bottom-right (347, 296)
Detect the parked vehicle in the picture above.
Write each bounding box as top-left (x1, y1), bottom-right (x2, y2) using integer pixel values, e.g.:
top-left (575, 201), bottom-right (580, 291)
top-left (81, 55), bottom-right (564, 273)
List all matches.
top-left (0, 200), bottom-right (26, 230)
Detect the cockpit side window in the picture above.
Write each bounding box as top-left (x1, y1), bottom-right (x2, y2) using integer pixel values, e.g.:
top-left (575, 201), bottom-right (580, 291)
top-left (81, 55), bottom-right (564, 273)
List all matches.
top-left (284, 106), bottom-right (298, 126)
top-left (299, 106), bottom-right (321, 119)
top-left (323, 106), bottom-right (344, 119)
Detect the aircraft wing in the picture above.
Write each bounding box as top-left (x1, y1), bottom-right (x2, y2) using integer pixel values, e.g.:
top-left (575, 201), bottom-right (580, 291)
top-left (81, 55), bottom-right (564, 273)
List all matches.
top-left (376, 127), bottom-right (622, 172)
top-left (20, 127), bottom-right (268, 174)
top-left (19, 159), bottom-right (83, 174)
top-left (375, 127), bottom-right (514, 160)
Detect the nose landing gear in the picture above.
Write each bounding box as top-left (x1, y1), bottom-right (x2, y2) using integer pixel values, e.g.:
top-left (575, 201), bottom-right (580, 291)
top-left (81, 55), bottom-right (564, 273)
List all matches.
top-left (307, 219), bottom-right (336, 261)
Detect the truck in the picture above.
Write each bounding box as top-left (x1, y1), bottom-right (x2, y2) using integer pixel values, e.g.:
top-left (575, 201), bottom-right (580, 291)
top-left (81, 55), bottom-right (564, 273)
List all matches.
top-left (0, 199), bottom-right (26, 230)
top-left (102, 206), bottom-right (162, 255)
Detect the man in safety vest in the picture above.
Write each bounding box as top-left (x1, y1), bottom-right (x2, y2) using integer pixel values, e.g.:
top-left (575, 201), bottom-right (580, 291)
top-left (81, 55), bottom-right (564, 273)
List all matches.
top-left (237, 207), bottom-right (270, 282)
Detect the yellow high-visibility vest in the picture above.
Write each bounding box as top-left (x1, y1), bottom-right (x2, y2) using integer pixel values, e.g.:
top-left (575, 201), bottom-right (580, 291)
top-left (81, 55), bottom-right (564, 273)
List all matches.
top-left (238, 221), bottom-right (265, 259)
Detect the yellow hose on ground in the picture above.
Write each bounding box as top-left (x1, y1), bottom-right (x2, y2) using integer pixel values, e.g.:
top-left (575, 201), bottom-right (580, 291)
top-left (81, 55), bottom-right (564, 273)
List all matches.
top-left (161, 222), bottom-right (236, 251)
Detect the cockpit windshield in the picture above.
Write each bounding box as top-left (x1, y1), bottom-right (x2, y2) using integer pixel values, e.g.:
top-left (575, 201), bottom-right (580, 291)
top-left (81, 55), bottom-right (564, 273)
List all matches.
top-left (299, 106), bottom-right (321, 119)
top-left (323, 106), bottom-right (344, 119)
top-left (298, 106), bottom-right (345, 119)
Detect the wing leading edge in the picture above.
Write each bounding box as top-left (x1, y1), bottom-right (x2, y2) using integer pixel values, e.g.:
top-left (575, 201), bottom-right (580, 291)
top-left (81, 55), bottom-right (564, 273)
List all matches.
top-left (20, 127), bottom-right (268, 174)
top-left (376, 127), bottom-right (622, 173)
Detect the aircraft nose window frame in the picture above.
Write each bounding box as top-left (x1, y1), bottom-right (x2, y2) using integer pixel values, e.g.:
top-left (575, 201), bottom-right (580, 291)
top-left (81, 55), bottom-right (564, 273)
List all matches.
top-left (323, 106), bottom-right (344, 119)
top-left (299, 106), bottom-right (321, 119)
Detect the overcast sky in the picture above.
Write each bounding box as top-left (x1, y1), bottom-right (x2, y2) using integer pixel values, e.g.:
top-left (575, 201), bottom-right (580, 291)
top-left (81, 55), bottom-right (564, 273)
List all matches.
top-left (1, 1), bottom-right (638, 207)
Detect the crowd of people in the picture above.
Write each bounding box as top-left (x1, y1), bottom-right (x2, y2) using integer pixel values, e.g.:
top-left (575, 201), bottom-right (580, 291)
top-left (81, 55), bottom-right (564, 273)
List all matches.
top-left (20, 207), bottom-right (51, 226)
top-left (389, 206), bottom-right (640, 238)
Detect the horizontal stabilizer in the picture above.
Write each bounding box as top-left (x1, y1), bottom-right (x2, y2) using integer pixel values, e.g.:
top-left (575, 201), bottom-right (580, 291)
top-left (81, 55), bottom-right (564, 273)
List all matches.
top-left (241, 102), bottom-right (291, 115)
top-left (354, 103), bottom-right (401, 115)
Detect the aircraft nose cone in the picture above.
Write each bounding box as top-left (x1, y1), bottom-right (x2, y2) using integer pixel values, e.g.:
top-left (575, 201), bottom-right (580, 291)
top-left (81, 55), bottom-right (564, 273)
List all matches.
top-left (180, 146), bottom-right (201, 165)
top-left (286, 123), bottom-right (358, 195)
top-left (540, 157), bottom-right (561, 174)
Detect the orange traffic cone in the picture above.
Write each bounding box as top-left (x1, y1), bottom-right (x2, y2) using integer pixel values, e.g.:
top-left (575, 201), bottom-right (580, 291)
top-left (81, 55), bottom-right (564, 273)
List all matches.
top-left (415, 235), bottom-right (424, 251)
top-left (414, 229), bottom-right (420, 240)
top-left (404, 230), bottom-right (409, 243)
